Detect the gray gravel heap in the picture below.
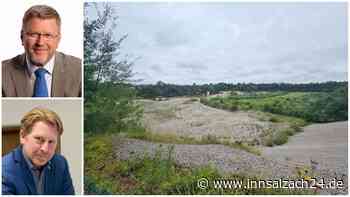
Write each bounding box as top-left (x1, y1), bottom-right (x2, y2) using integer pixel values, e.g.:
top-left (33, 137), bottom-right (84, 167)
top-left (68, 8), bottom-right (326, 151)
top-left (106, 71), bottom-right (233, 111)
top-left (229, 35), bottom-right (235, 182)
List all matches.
top-left (114, 137), bottom-right (297, 179)
top-left (113, 137), bottom-right (347, 194)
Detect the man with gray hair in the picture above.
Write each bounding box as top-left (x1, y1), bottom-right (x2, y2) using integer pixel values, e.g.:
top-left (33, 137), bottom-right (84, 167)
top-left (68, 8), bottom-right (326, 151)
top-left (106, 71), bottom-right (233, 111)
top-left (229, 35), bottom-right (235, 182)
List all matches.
top-left (2, 5), bottom-right (81, 97)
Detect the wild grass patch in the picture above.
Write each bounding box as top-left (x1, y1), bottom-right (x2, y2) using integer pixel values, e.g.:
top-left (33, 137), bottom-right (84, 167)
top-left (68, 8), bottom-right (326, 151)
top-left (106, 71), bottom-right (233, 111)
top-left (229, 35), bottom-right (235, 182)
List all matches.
top-left (254, 111), bottom-right (307, 127)
top-left (261, 126), bottom-right (303, 147)
top-left (148, 107), bottom-right (177, 121)
top-left (85, 134), bottom-right (312, 194)
top-left (127, 131), bottom-right (261, 155)
top-left (183, 98), bottom-right (199, 104)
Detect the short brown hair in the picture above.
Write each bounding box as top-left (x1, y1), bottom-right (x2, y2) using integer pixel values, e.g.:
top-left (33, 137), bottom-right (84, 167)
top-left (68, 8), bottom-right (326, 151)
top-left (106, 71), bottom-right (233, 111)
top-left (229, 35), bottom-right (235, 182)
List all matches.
top-left (20, 107), bottom-right (63, 136)
top-left (22, 5), bottom-right (61, 31)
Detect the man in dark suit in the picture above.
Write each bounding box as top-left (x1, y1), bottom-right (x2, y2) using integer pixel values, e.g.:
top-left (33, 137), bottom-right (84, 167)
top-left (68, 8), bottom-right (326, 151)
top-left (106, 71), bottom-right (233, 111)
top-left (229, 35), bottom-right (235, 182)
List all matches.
top-left (2, 5), bottom-right (81, 97)
top-left (2, 107), bottom-right (75, 195)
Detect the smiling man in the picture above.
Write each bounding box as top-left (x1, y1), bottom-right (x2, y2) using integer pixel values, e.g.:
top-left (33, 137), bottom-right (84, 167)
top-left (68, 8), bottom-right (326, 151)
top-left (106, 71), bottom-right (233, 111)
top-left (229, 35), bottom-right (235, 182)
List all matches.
top-left (2, 5), bottom-right (81, 97)
top-left (2, 107), bottom-right (74, 195)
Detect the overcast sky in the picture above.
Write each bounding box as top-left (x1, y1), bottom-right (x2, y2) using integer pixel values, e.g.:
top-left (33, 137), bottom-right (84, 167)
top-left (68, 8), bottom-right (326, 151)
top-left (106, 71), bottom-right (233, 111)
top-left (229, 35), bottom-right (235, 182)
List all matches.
top-left (88, 2), bottom-right (347, 85)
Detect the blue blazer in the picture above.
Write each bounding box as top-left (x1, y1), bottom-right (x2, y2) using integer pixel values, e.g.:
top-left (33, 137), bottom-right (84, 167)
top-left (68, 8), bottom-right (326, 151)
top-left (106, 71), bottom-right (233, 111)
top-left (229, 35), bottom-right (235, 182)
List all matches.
top-left (2, 146), bottom-right (75, 195)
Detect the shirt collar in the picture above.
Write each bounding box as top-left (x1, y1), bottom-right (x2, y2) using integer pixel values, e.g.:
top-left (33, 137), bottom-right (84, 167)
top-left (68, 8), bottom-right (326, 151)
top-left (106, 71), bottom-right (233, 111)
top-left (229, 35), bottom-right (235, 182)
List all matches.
top-left (26, 54), bottom-right (55, 77)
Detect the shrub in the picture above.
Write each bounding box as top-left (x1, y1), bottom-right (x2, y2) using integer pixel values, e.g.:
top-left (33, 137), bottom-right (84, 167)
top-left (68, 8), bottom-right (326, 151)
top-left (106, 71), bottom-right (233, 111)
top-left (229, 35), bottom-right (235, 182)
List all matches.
top-left (190, 98), bottom-right (199, 102)
top-left (269, 116), bottom-right (280, 122)
top-left (200, 134), bottom-right (221, 144)
top-left (291, 124), bottom-right (303, 133)
top-left (199, 97), bottom-right (209, 105)
top-left (84, 84), bottom-right (143, 134)
top-left (227, 101), bottom-right (238, 111)
top-left (262, 134), bottom-right (274, 147)
top-left (85, 176), bottom-right (112, 195)
top-left (272, 131), bottom-right (289, 145)
top-left (283, 128), bottom-right (295, 136)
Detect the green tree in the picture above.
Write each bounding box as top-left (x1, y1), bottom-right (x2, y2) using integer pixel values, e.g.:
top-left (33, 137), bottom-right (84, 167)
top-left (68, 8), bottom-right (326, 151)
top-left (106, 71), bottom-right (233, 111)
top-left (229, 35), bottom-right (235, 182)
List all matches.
top-left (84, 3), bottom-right (142, 134)
top-left (84, 2), bottom-right (135, 102)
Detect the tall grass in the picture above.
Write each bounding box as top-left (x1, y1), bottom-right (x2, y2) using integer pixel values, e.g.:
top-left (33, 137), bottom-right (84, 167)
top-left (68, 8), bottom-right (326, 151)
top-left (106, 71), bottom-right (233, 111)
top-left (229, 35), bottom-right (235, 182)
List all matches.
top-left (127, 130), bottom-right (261, 155)
top-left (261, 126), bottom-right (303, 147)
top-left (85, 134), bottom-right (312, 195)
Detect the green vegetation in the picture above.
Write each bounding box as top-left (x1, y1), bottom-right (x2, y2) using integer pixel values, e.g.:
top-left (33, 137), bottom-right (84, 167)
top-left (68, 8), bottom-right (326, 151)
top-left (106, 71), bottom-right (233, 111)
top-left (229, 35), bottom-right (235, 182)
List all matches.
top-left (85, 134), bottom-right (312, 195)
top-left (254, 111), bottom-right (307, 127)
top-left (84, 3), bottom-right (143, 135)
top-left (200, 96), bottom-right (239, 111)
top-left (260, 126), bottom-right (304, 147)
top-left (272, 128), bottom-right (292, 145)
top-left (127, 130), bottom-right (261, 155)
top-left (229, 91), bottom-right (287, 100)
top-left (183, 97), bottom-right (199, 104)
top-left (201, 87), bottom-right (348, 123)
top-left (147, 107), bottom-right (177, 121)
top-left (84, 83), bottom-right (144, 134)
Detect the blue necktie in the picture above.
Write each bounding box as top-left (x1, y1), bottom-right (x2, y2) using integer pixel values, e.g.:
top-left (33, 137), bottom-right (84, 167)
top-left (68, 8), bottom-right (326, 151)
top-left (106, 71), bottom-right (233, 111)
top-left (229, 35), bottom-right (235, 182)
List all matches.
top-left (33, 68), bottom-right (48, 97)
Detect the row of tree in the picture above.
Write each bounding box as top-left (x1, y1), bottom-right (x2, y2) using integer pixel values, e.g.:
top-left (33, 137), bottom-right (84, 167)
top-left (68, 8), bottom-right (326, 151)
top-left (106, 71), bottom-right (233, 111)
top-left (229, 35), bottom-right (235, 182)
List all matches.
top-left (136, 81), bottom-right (348, 99)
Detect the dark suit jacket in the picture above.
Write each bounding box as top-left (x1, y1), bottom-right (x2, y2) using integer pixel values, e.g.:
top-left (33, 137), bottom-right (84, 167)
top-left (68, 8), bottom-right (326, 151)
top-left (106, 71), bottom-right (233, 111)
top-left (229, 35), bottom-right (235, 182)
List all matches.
top-left (2, 146), bottom-right (75, 195)
top-left (2, 52), bottom-right (81, 97)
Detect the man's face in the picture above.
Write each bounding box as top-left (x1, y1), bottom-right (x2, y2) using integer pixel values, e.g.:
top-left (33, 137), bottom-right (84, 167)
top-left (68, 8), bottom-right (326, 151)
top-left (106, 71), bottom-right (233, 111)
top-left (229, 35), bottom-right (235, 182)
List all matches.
top-left (20, 121), bottom-right (58, 168)
top-left (21, 17), bottom-right (61, 66)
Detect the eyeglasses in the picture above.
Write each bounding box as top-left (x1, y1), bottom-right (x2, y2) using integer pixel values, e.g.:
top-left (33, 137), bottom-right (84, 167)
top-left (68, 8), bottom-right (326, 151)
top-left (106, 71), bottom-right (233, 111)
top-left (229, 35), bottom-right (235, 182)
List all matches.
top-left (25, 32), bottom-right (59, 41)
